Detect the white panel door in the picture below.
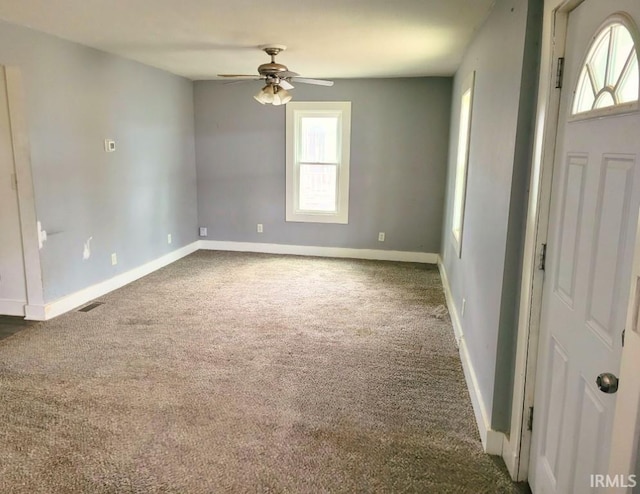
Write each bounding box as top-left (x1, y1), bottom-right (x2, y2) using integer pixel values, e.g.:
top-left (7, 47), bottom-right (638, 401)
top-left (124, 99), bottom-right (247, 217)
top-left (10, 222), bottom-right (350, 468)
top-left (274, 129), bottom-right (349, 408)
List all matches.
top-left (530, 1), bottom-right (640, 493)
top-left (0, 65), bottom-right (27, 315)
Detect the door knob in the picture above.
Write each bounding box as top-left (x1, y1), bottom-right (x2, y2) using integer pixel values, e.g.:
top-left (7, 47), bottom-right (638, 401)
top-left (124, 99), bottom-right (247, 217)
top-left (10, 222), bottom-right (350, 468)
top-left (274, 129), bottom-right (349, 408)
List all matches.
top-left (596, 373), bottom-right (619, 394)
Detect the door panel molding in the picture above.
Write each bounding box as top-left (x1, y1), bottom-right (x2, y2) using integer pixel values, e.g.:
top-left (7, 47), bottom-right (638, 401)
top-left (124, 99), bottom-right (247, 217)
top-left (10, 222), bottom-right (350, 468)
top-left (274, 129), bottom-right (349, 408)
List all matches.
top-left (585, 155), bottom-right (635, 347)
top-left (554, 153), bottom-right (587, 307)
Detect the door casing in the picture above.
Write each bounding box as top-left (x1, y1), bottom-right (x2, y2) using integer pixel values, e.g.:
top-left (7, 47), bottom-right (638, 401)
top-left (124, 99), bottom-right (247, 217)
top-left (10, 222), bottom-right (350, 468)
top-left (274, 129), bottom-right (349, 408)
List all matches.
top-left (1, 66), bottom-right (44, 319)
top-left (505, 0), bottom-right (585, 482)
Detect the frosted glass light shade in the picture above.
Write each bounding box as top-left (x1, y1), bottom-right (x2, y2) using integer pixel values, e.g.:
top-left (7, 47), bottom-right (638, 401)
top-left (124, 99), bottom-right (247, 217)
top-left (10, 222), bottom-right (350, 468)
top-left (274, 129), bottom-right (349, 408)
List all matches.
top-left (254, 85), bottom-right (276, 104)
top-left (272, 87), bottom-right (292, 106)
top-left (254, 84), bottom-right (292, 105)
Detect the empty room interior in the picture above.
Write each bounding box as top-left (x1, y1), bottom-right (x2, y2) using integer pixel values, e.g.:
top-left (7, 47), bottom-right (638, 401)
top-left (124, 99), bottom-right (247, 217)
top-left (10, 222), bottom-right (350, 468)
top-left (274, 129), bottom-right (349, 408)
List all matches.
top-left (2, 0), bottom-right (640, 492)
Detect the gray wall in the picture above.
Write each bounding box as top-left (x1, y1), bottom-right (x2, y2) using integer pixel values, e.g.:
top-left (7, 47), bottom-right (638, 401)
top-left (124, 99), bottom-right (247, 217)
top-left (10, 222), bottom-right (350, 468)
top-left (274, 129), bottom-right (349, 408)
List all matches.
top-left (440, 0), bottom-right (542, 432)
top-left (195, 78), bottom-right (451, 253)
top-left (0, 21), bottom-right (197, 303)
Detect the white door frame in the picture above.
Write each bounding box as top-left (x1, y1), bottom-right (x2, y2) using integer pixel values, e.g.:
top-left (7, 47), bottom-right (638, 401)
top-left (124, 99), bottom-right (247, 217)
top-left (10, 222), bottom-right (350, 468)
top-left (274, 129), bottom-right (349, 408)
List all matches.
top-left (504, 0), bottom-right (585, 481)
top-left (2, 66), bottom-right (44, 319)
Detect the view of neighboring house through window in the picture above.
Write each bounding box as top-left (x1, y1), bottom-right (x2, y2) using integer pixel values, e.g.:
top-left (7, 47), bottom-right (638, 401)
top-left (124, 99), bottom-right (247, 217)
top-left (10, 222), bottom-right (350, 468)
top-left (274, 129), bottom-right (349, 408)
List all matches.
top-left (286, 101), bottom-right (351, 224)
top-left (452, 71), bottom-right (475, 257)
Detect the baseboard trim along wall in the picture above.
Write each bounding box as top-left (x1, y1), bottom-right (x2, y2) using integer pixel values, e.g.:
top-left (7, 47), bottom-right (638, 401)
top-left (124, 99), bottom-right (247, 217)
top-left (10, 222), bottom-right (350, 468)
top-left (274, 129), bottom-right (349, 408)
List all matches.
top-left (0, 299), bottom-right (28, 317)
top-left (438, 259), bottom-right (505, 456)
top-left (437, 260), bottom-right (462, 345)
top-left (501, 433), bottom-right (519, 479)
top-left (26, 242), bottom-right (200, 321)
top-left (199, 240), bottom-right (439, 264)
top-left (22, 240), bottom-right (437, 321)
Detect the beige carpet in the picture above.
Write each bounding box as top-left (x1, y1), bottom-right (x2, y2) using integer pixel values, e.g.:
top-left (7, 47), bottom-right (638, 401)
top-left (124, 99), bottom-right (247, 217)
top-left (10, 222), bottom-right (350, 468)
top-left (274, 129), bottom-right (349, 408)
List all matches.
top-left (0, 251), bottom-right (528, 493)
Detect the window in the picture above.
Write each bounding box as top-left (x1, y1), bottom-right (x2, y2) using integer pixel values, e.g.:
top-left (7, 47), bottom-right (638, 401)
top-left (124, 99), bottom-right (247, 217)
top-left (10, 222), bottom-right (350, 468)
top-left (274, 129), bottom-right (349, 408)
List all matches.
top-left (572, 17), bottom-right (639, 117)
top-left (286, 101), bottom-right (351, 224)
top-left (452, 71), bottom-right (475, 257)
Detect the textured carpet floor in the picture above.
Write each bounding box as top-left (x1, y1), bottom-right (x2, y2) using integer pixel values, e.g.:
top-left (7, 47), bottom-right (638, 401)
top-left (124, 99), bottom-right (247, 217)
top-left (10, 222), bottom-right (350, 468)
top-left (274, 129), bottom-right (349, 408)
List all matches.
top-left (0, 251), bottom-right (528, 493)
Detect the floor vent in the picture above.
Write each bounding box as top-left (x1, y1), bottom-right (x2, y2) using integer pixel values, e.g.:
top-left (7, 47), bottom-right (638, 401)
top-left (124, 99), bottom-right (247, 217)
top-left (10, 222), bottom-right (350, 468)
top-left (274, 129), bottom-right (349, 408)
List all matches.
top-left (78, 302), bottom-right (104, 312)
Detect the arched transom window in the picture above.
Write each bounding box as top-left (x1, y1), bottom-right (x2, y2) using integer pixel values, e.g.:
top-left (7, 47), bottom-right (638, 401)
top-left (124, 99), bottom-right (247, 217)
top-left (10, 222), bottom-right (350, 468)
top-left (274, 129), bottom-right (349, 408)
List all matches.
top-left (572, 19), bottom-right (639, 115)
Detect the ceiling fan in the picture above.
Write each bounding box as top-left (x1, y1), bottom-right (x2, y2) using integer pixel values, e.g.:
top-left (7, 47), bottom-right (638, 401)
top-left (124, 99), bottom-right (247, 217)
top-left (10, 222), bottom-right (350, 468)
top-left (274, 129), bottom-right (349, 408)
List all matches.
top-left (218, 45), bottom-right (334, 105)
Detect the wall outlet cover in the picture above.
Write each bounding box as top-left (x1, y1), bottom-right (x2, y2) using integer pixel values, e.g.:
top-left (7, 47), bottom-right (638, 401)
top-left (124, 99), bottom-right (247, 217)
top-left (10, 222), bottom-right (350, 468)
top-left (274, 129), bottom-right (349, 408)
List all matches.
top-left (199, 227), bottom-right (208, 237)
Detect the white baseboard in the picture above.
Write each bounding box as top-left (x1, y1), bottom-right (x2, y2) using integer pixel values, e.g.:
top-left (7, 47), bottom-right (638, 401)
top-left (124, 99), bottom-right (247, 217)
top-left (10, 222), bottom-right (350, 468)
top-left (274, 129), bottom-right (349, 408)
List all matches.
top-left (458, 330), bottom-right (506, 455)
top-left (0, 299), bottom-right (26, 317)
top-left (25, 241), bottom-right (200, 321)
top-left (22, 241), bottom-right (434, 322)
top-left (502, 434), bottom-right (519, 479)
top-left (437, 259), bottom-right (462, 345)
top-left (24, 304), bottom-right (46, 320)
top-left (438, 259), bottom-right (505, 455)
top-left (199, 240), bottom-right (438, 264)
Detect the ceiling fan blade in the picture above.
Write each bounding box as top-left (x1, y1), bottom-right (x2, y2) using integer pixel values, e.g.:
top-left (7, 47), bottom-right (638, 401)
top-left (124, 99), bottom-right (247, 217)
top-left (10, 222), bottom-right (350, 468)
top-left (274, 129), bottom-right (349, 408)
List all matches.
top-left (218, 74), bottom-right (259, 78)
top-left (279, 79), bottom-right (295, 90)
top-left (291, 77), bottom-right (334, 87)
top-left (278, 70), bottom-right (300, 78)
top-left (223, 79), bottom-right (261, 85)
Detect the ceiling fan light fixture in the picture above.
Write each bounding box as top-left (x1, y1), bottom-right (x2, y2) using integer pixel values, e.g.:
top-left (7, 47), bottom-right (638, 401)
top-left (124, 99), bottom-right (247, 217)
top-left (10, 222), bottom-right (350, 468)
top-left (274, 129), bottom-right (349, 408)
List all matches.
top-left (253, 84), bottom-right (292, 106)
top-left (272, 86), bottom-right (292, 106)
top-left (253, 84), bottom-right (275, 104)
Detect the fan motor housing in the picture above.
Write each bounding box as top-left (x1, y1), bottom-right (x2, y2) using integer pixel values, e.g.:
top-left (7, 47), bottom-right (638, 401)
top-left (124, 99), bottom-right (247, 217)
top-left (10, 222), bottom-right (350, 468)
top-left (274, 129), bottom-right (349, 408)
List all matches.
top-left (258, 62), bottom-right (288, 75)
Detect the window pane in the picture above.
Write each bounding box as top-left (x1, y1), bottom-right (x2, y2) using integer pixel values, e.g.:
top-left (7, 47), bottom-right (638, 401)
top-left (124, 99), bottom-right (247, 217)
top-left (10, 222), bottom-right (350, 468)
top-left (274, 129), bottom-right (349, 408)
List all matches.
top-left (610, 25), bottom-right (635, 87)
top-left (589, 28), bottom-right (610, 90)
top-left (574, 69), bottom-right (596, 113)
top-left (572, 21), bottom-right (639, 115)
top-left (299, 163), bottom-right (337, 212)
top-left (300, 117), bottom-right (338, 163)
top-left (595, 91), bottom-right (615, 109)
top-left (453, 89), bottom-right (471, 234)
top-left (618, 51), bottom-right (639, 104)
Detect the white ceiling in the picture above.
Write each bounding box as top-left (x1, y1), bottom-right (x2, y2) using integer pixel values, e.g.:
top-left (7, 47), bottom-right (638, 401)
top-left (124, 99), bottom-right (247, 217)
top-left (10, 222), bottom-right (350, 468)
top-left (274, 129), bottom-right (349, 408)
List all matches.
top-left (0, 0), bottom-right (495, 80)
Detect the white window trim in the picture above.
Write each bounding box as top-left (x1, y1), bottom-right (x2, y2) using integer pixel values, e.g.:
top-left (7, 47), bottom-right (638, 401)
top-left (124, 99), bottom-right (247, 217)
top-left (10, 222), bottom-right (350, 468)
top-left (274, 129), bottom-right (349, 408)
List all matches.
top-left (286, 101), bottom-right (351, 224)
top-left (451, 71), bottom-right (475, 258)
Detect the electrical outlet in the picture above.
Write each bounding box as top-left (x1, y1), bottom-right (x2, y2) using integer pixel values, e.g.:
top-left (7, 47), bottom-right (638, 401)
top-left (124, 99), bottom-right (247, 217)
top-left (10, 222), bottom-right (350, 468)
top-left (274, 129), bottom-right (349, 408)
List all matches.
top-left (462, 298), bottom-right (466, 317)
top-left (199, 227), bottom-right (208, 237)
top-left (111, 253), bottom-right (118, 266)
top-left (167, 234), bottom-right (172, 244)
top-left (378, 232), bottom-right (385, 242)
top-left (257, 224), bottom-right (263, 233)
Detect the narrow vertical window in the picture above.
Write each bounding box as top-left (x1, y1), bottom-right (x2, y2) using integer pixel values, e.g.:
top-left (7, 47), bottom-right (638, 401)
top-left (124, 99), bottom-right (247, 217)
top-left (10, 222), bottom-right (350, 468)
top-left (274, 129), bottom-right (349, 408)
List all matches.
top-left (452, 71), bottom-right (475, 257)
top-left (286, 102), bottom-right (351, 223)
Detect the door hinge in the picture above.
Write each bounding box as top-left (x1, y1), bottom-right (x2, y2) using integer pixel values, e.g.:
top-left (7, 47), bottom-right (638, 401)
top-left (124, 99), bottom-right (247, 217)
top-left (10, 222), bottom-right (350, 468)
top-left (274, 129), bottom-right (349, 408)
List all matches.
top-left (527, 406), bottom-right (534, 431)
top-left (555, 57), bottom-right (565, 89)
top-left (622, 328), bottom-right (626, 347)
top-left (10, 173), bottom-right (17, 191)
top-left (539, 243), bottom-right (547, 271)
